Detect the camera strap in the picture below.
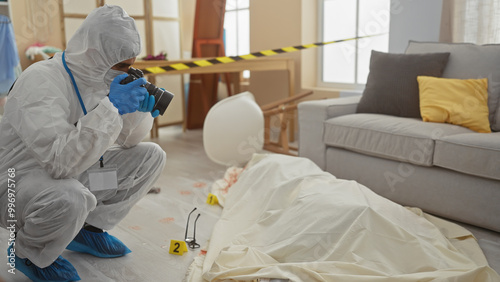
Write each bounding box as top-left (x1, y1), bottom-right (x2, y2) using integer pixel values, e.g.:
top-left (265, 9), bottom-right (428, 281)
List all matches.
top-left (62, 51), bottom-right (105, 168)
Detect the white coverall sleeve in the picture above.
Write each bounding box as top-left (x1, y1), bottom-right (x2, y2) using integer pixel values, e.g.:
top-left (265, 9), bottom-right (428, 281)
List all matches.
top-left (8, 92), bottom-right (123, 179)
top-left (116, 112), bottom-right (154, 148)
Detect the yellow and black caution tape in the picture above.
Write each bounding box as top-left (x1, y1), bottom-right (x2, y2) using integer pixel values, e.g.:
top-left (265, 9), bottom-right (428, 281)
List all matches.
top-left (141, 34), bottom-right (382, 75)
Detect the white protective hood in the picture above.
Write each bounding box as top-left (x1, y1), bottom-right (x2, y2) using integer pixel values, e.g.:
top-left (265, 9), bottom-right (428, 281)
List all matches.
top-left (65, 4), bottom-right (141, 88)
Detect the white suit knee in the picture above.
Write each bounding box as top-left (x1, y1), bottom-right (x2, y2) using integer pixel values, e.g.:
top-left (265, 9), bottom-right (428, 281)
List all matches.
top-left (82, 142), bottom-right (166, 230)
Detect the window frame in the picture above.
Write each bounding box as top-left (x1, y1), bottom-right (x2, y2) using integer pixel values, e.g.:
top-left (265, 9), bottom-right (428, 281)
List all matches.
top-left (225, 0), bottom-right (250, 80)
top-left (317, 0), bottom-right (388, 91)
top-left (224, 0), bottom-right (249, 57)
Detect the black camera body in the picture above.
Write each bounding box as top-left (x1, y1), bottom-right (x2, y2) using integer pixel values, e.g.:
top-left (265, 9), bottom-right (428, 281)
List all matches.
top-left (120, 67), bottom-right (174, 116)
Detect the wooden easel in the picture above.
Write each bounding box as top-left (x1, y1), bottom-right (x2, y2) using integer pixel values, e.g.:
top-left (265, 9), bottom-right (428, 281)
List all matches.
top-left (187, 0), bottom-right (232, 129)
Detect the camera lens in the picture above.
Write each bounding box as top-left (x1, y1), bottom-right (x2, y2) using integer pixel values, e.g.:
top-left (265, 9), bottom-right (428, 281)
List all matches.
top-left (144, 82), bottom-right (174, 116)
top-left (120, 68), bottom-right (174, 116)
top-left (154, 89), bottom-right (174, 116)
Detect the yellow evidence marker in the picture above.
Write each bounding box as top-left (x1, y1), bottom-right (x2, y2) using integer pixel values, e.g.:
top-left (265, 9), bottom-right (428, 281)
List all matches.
top-left (206, 193), bottom-right (219, 205)
top-left (169, 240), bottom-right (188, 255)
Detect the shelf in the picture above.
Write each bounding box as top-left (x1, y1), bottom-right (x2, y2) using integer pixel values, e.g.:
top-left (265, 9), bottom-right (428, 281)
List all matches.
top-left (0, 2), bottom-right (8, 7)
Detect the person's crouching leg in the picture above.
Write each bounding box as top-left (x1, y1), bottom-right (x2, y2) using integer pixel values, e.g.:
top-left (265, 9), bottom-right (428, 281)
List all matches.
top-left (68, 142), bottom-right (166, 257)
top-left (12, 174), bottom-right (97, 281)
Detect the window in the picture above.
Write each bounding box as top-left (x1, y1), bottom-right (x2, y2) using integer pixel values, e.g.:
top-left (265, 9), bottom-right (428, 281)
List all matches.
top-left (320, 0), bottom-right (390, 88)
top-left (224, 0), bottom-right (250, 78)
top-left (224, 0), bottom-right (249, 56)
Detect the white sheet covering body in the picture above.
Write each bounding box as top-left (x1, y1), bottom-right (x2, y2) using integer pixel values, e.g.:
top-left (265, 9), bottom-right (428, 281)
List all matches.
top-left (186, 154), bottom-right (500, 282)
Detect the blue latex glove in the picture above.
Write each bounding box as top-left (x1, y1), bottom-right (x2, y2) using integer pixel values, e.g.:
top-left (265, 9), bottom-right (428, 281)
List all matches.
top-left (108, 73), bottom-right (147, 115)
top-left (152, 109), bottom-right (160, 118)
top-left (138, 94), bottom-right (160, 118)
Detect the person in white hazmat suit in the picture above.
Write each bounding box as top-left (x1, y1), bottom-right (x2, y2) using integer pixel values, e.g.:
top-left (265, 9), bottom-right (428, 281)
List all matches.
top-left (0, 5), bottom-right (166, 281)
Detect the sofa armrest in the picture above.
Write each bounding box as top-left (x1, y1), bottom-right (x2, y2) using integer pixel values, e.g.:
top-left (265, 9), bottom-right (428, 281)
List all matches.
top-left (298, 96), bottom-right (361, 169)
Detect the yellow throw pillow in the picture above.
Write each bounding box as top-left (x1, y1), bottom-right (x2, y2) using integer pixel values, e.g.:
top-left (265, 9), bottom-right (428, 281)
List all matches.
top-left (418, 76), bottom-right (491, 133)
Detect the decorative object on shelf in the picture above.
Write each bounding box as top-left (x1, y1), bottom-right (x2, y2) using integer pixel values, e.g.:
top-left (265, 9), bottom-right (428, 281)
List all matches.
top-left (142, 52), bottom-right (167, 61)
top-left (25, 42), bottom-right (62, 61)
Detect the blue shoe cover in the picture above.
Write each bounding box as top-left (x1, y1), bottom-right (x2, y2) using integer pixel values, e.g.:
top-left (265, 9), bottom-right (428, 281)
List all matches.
top-left (66, 228), bottom-right (131, 258)
top-left (9, 245), bottom-right (80, 282)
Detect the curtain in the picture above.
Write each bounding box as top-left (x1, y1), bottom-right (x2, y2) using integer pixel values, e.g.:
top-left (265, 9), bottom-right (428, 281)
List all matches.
top-left (443, 0), bottom-right (500, 44)
top-left (0, 15), bottom-right (21, 97)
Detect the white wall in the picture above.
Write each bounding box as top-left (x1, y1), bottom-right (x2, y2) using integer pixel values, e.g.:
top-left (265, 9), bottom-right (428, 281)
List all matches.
top-left (389, 0), bottom-right (443, 53)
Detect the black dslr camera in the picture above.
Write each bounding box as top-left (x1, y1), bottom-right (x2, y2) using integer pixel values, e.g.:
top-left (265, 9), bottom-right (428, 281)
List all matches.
top-left (120, 67), bottom-right (174, 116)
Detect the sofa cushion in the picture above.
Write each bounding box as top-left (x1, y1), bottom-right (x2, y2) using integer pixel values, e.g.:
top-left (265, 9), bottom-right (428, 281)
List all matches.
top-left (356, 50), bottom-right (450, 118)
top-left (406, 41), bottom-right (500, 132)
top-left (434, 132), bottom-right (500, 181)
top-left (418, 76), bottom-right (491, 133)
top-left (324, 114), bottom-right (472, 166)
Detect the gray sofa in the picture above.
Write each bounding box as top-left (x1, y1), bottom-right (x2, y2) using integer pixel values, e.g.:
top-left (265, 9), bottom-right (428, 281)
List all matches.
top-left (298, 41), bottom-right (500, 273)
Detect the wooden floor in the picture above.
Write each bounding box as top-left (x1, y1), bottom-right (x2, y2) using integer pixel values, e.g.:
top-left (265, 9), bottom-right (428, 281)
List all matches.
top-left (0, 126), bottom-right (228, 282)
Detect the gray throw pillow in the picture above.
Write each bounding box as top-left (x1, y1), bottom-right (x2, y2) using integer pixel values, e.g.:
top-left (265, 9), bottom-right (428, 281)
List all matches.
top-left (356, 50), bottom-right (450, 118)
